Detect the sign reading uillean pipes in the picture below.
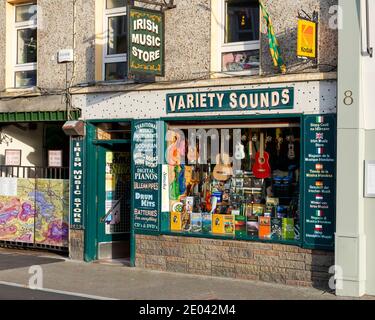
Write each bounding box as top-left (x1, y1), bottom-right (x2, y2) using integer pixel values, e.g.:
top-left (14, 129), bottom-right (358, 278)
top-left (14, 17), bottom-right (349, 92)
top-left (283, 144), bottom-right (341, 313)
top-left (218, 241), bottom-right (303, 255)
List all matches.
top-left (133, 120), bottom-right (160, 233)
top-left (166, 88), bottom-right (294, 113)
top-left (303, 115), bottom-right (336, 249)
top-left (129, 7), bottom-right (164, 76)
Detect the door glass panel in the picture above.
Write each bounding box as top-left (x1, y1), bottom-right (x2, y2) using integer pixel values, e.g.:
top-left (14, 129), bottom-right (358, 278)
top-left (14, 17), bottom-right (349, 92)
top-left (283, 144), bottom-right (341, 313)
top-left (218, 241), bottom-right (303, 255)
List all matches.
top-left (104, 151), bottom-right (131, 234)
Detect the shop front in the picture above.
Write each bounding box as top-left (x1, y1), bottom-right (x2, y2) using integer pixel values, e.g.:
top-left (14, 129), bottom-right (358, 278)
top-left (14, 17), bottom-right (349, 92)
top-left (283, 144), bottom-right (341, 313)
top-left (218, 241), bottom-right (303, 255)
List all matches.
top-left (76, 77), bottom-right (337, 287)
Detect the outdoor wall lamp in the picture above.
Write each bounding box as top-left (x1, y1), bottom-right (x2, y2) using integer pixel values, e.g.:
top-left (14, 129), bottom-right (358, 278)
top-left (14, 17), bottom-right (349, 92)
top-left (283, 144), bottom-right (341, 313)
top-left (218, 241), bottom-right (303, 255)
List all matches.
top-left (362, 0), bottom-right (373, 58)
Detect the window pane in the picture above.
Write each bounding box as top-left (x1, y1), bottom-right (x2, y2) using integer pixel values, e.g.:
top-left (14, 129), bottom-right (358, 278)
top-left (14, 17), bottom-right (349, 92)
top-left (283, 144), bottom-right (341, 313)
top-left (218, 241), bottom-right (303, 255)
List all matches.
top-left (15, 70), bottom-right (37, 88)
top-left (225, 0), bottom-right (259, 43)
top-left (106, 0), bottom-right (126, 9)
top-left (16, 4), bottom-right (37, 23)
top-left (222, 50), bottom-right (260, 72)
top-left (107, 16), bottom-right (127, 55)
top-left (105, 62), bottom-right (127, 81)
top-left (17, 28), bottom-right (37, 64)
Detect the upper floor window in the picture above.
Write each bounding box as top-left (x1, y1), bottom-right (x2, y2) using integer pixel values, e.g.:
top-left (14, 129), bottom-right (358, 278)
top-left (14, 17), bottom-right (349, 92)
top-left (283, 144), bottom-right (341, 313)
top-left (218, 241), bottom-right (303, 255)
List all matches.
top-left (212, 0), bottom-right (260, 75)
top-left (103, 0), bottom-right (127, 81)
top-left (14, 3), bottom-right (37, 88)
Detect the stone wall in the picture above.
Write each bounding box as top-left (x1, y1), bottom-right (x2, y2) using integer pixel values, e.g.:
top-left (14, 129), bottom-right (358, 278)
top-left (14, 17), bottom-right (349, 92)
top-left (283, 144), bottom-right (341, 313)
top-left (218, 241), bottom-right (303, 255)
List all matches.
top-left (69, 229), bottom-right (85, 261)
top-left (38, 0), bottom-right (96, 89)
top-left (0, 0), bottom-right (5, 91)
top-left (157, 0), bottom-right (211, 82)
top-left (136, 235), bottom-right (334, 289)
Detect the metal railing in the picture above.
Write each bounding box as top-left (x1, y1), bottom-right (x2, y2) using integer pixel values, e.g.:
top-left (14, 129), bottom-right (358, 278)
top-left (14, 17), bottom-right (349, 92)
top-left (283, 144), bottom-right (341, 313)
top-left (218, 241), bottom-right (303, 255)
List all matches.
top-left (0, 166), bottom-right (69, 180)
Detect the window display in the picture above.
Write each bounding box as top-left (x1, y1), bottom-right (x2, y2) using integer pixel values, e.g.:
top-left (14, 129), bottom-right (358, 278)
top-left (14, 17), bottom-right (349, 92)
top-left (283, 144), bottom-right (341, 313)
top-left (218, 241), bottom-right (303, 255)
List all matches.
top-left (166, 121), bottom-right (301, 243)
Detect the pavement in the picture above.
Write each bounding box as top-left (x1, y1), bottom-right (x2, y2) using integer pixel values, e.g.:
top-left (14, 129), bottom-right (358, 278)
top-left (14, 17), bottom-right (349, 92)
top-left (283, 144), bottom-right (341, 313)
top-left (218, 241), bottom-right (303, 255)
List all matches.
top-left (0, 247), bottom-right (372, 300)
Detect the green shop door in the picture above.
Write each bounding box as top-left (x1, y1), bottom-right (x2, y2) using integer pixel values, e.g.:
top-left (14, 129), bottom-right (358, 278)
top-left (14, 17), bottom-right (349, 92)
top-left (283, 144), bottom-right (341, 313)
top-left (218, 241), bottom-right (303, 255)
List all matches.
top-left (96, 143), bottom-right (131, 260)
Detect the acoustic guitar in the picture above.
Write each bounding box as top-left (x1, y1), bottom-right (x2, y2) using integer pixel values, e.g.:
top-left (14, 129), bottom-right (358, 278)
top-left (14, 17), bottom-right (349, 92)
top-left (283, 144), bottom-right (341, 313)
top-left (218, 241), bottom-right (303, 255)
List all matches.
top-left (252, 133), bottom-right (271, 179)
top-left (213, 153), bottom-right (233, 181)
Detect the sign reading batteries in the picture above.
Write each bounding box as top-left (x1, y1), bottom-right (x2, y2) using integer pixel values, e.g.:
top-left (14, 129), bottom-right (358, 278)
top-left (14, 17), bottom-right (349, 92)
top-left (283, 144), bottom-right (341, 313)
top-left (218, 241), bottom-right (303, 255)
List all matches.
top-left (303, 115), bottom-right (336, 249)
top-left (129, 7), bottom-right (164, 76)
top-left (133, 120), bottom-right (160, 233)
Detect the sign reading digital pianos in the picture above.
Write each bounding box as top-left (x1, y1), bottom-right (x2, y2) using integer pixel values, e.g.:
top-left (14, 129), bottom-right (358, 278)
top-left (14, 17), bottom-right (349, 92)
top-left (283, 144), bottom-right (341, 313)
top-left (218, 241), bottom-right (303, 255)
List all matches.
top-left (303, 115), bottom-right (336, 249)
top-left (133, 120), bottom-right (160, 233)
top-left (129, 7), bottom-right (164, 76)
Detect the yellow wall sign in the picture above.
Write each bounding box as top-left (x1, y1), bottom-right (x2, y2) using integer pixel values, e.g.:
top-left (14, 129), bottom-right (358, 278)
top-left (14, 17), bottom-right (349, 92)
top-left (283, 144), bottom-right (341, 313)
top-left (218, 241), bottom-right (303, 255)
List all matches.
top-left (297, 19), bottom-right (317, 58)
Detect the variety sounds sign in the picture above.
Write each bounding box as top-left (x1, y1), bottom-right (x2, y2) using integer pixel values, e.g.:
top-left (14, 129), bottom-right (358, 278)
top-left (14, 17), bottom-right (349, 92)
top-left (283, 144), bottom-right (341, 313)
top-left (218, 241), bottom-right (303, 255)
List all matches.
top-left (166, 88), bottom-right (294, 114)
top-left (129, 7), bottom-right (164, 76)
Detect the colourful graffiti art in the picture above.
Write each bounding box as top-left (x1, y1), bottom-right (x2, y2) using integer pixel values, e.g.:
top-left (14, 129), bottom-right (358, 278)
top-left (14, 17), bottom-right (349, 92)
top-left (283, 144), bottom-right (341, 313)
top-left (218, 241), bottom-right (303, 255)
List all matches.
top-left (0, 178), bottom-right (69, 247)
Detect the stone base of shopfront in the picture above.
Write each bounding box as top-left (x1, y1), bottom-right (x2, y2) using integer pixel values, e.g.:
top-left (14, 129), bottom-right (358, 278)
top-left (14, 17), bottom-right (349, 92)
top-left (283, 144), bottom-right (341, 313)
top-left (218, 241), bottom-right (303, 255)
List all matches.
top-left (135, 235), bottom-right (334, 289)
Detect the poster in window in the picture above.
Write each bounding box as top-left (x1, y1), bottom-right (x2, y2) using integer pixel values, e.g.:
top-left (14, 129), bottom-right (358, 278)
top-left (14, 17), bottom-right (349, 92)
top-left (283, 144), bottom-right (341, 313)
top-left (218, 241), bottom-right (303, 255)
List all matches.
top-left (5, 150), bottom-right (21, 166)
top-left (48, 150), bottom-right (63, 168)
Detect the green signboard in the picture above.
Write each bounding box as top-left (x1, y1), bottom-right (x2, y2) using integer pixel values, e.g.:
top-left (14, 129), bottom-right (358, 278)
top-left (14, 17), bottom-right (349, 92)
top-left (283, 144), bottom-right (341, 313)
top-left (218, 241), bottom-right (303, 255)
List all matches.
top-left (303, 114), bottom-right (336, 249)
top-left (166, 88), bottom-right (294, 114)
top-left (70, 137), bottom-right (84, 230)
top-left (133, 120), bottom-right (160, 233)
top-left (129, 7), bottom-right (164, 76)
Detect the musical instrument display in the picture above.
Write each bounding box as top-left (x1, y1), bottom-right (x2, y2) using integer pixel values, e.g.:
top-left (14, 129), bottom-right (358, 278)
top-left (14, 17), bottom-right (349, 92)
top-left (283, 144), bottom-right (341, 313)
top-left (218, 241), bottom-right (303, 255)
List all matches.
top-left (252, 133), bottom-right (272, 179)
top-left (167, 125), bottom-right (300, 241)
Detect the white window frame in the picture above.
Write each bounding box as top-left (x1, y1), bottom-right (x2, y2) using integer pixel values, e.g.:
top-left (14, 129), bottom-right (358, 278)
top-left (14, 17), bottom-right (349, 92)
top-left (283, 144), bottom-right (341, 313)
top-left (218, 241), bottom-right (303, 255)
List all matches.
top-left (212, 0), bottom-right (260, 77)
top-left (13, 2), bottom-right (37, 88)
top-left (103, 2), bottom-right (127, 81)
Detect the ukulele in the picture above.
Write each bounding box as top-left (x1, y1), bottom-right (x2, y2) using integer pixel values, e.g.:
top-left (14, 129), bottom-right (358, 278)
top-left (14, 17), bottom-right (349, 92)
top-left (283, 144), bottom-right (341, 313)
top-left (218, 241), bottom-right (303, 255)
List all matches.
top-left (234, 139), bottom-right (245, 160)
top-left (252, 133), bottom-right (271, 179)
top-left (213, 153), bottom-right (233, 181)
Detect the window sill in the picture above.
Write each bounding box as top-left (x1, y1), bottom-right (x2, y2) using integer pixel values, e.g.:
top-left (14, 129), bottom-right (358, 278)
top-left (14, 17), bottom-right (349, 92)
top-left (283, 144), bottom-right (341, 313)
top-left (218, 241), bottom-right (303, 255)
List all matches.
top-left (0, 87), bottom-right (40, 98)
top-left (210, 69), bottom-right (260, 79)
top-left (96, 79), bottom-right (135, 86)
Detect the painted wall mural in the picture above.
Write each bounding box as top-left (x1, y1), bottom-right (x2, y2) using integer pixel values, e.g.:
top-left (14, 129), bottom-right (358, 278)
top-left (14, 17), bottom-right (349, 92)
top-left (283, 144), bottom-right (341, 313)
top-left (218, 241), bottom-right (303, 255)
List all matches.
top-left (0, 178), bottom-right (69, 247)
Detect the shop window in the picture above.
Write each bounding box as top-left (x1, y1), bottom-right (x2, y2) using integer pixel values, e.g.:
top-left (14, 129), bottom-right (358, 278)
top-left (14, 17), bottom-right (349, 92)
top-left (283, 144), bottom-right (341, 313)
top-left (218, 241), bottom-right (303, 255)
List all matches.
top-left (13, 3), bottom-right (37, 88)
top-left (103, 0), bottom-right (128, 81)
top-left (212, 0), bottom-right (260, 75)
top-left (165, 120), bottom-right (301, 244)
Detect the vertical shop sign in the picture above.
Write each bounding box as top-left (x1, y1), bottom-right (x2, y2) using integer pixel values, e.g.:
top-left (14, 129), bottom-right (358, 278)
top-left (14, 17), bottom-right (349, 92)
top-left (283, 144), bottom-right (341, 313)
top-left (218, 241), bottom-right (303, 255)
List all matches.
top-left (297, 19), bottom-right (317, 59)
top-left (129, 7), bottom-right (164, 76)
top-left (303, 115), bottom-right (336, 249)
top-left (133, 120), bottom-right (160, 233)
top-left (70, 137), bottom-right (84, 230)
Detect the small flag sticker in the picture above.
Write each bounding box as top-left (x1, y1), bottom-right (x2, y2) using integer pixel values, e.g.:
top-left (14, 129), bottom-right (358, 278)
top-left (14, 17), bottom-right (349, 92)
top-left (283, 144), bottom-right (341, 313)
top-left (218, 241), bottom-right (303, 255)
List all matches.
top-left (317, 147), bottom-right (324, 155)
top-left (316, 116), bottom-right (324, 123)
top-left (316, 210), bottom-right (324, 217)
top-left (316, 194), bottom-right (323, 201)
top-left (316, 164), bottom-right (324, 171)
top-left (315, 180), bottom-right (324, 188)
top-left (314, 224), bottom-right (323, 232)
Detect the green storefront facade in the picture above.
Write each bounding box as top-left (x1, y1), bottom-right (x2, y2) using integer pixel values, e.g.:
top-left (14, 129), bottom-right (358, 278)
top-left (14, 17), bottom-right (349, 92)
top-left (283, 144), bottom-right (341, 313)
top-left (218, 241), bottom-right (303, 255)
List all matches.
top-left (71, 78), bottom-right (337, 288)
